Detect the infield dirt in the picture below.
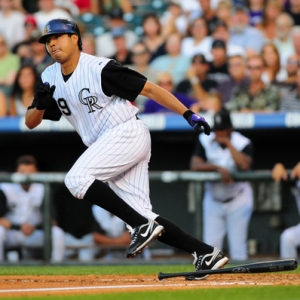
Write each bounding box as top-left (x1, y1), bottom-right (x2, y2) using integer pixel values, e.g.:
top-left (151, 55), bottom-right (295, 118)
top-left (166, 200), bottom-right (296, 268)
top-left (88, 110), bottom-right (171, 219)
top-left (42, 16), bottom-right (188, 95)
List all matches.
top-left (0, 274), bottom-right (299, 297)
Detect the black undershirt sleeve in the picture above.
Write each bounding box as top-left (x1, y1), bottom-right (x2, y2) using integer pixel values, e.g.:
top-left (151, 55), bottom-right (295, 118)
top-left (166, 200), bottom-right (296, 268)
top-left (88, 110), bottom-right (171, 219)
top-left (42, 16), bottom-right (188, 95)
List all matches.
top-left (101, 60), bottom-right (147, 101)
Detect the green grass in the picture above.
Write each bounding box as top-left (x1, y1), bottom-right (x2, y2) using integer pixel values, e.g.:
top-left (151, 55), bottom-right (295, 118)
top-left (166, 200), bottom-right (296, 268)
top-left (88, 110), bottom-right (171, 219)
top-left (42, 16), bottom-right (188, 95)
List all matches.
top-left (0, 264), bottom-right (299, 276)
top-left (1, 287), bottom-right (300, 300)
top-left (0, 264), bottom-right (193, 276)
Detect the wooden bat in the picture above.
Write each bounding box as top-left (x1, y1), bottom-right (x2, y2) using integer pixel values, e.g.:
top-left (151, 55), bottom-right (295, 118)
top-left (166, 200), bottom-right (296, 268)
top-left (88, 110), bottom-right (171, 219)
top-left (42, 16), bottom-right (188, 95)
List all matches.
top-left (158, 259), bottom-right (298, 280)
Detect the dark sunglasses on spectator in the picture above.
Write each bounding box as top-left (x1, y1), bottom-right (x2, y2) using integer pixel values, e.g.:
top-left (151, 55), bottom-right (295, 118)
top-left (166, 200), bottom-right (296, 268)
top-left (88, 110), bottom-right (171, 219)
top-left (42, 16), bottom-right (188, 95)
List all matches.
top-left (247, 65), bottom-right (263, 70)
top-left (132, 50), bottom-right (147, 56)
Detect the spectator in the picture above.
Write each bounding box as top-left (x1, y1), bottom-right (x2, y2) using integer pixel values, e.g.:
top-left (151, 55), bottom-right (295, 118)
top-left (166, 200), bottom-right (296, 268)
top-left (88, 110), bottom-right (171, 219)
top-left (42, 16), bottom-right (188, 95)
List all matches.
top-left (0, 34), bottom-right (20, 98)
top-left (273, 12), bottom-right (295, 67)
top-left (210, 20), bottom-right (246, 59)
top-left (150, 33), bottom-right (191, 86)
top-left (53, 184), bottom-right (98, 261)
top-left (217, 54), bottom-right (249, 104)
top-left (0, 0), bottom-right (26, 50)
top-left (176, 53), bottom-right (218, 102)
top-left (248, 0), bottom-right (265, 27)
top-left (229, 4), bottom-right (265, 56)
top-left (9, 65), bottom-right (38, 116)
top-left (125, 42), bottom-right (158, 112)
top-left (143, 72), bottom-right (197, 114)
top-left (95, 7), bottom-right (138, 58)
top-left (0, 155), bottom-right (64, 262)
top-left (197, 0), bottom-right (219, 34)
top-left (81, 33), bottom-right (97, 56)
top-left (160, 0), bottom-right (189, 38)
top-left (284, 0), bottom-right (300, 25)
top-left (25, 30), bottom-right (55, 77)
top-left (226, 54), bottom-right (280, 112)
top-left (190, 92), bottom-right (224, 113)
top-left (215, 0), bottom-right (233, 28)
top-left (109, 27), bottom-right (133, 65)
top-left (53, 0), bottom-right (80, 17)
top-left (291, 25), bottom-right (300, 58)
top-left (0, 90), bottom-right (7, 117)
top-left (275, 53), bottom-right (298, 99)
top-left (190, 109), bottom-right (254, 261)
top-left (34, 0), bottom-right (72, 32)
top-left (207, 39), bottom-right (231, 84)
top-left (140, 12), bottom-right (167, 62)
top-left (181, 17), bottom-right (212, 60)
top-left (12, 15), bottom-right (38, 61)
top-left (272, 162), bottom-right (300, 259)
top-left (259, 0), bottom-right (282, 41)
top-left (279, 67), bottom-right (300, 111)
top-left (96, 0), bottom-right (133, 15)
top-left (261, 43), bottom-right (288, 85)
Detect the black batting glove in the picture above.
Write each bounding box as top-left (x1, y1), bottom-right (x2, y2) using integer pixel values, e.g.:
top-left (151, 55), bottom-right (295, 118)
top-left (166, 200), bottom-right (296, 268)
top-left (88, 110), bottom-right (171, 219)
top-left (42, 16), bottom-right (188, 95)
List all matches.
top-left (183, 110), bottom-right (211, 135)
top-left (35, 82), bottom-right (56, 110)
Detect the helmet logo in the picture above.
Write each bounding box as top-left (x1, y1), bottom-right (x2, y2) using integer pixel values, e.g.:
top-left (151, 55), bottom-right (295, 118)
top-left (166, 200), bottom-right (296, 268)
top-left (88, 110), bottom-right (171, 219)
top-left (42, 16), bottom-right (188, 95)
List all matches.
top-left (45, 24), bottom-right (51, 33)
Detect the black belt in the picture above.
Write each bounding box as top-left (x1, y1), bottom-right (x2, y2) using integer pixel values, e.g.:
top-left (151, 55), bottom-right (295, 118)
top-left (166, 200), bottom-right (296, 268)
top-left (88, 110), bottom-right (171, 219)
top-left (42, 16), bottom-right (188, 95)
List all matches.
top-left (136, 114), bottom-right (139, 120)
top-left (213, 188), bottom-right (244, 203)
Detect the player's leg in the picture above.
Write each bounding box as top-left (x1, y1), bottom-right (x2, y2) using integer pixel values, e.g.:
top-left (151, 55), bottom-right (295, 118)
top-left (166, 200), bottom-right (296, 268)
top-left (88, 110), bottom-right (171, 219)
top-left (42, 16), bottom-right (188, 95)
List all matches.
top-left (109, 153), bottom-right (228, 269)
top-left (65, 118), bottom-right (164, 257)
top-left (280, 223), bottom-right (300, 259)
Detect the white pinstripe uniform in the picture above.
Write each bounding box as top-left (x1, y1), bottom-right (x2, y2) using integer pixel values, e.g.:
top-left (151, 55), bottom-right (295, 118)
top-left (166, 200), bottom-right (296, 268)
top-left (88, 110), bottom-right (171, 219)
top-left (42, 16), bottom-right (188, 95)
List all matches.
top-left (0, 183), bottom-right (64, 261)
top-left (198, 131), bottom-right (253, 260)
top-left (41, 52), bottom-right (158, 228)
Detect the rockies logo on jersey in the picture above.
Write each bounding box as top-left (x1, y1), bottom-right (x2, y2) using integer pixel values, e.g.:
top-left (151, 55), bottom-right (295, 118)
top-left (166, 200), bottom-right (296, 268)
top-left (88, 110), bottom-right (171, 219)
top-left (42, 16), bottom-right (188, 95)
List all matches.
top-left (79, 88), bottom-right (102, 113)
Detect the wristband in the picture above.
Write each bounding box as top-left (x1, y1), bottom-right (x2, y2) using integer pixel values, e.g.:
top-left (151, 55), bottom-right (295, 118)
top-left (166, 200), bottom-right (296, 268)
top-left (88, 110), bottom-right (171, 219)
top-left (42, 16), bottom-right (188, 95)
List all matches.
top-left (183, 110), bottom-right (194, 121)
top-left (190, 77), bottom-right (199, 85)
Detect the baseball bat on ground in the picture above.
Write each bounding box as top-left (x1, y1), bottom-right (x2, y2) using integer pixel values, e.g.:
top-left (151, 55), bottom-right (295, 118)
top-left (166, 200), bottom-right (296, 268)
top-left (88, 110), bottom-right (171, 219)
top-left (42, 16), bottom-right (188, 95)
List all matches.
top-left (158, 259), bottom-right (298, 280)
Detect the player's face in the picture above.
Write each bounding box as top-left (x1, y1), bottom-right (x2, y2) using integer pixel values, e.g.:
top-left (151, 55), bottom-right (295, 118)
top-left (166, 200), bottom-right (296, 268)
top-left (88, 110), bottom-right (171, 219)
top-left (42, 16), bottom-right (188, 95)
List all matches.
top-left (17, 163), bottom-right (38, 174)
top-left (45, 33), bottom-right (79, 63)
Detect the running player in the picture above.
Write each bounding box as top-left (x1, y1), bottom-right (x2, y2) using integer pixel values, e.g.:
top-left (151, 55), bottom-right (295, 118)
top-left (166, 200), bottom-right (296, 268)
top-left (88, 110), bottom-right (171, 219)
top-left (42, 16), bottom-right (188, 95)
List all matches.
top-left (25, 18), bottom-right (228, 278)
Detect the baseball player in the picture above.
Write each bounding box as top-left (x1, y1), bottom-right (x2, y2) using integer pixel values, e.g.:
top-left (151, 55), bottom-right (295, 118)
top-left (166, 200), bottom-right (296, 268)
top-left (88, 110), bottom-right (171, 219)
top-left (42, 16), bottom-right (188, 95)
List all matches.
top-left (25, 18), bottom-right (228, 278)
top-left (272, 162), bottom-right (300, 259)
top-left (190, 109), bottom-right (254, 261)
top-left (0, 155), bottom-right (64, 262)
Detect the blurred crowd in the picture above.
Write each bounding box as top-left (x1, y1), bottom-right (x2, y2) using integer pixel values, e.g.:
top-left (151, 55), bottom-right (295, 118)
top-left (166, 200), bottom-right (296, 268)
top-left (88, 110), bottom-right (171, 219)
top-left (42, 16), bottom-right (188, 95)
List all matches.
top-left (1, 0), bottom-right (300, 116)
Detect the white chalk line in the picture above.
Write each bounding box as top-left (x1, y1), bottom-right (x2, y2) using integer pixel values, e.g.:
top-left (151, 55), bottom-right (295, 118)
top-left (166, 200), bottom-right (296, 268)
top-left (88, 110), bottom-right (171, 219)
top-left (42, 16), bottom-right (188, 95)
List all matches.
top-left (0, 281), bottom-right (269, 294)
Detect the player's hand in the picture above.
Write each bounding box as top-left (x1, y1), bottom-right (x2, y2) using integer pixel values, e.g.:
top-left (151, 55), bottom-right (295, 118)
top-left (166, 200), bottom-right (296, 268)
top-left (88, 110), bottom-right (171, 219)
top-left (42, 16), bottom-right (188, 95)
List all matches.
top-left (272, 163), bottom-right (287, 182)
top-left (183, 110), bottom-right (210, 135)
top-left (21, 223), bottom-right (35, 236)
top-left (35, 82), bottom-right (56, 110)
top-left (217, 167), bottom-right (233, 184)
top-left (291, 162), bottom-right (300, 180)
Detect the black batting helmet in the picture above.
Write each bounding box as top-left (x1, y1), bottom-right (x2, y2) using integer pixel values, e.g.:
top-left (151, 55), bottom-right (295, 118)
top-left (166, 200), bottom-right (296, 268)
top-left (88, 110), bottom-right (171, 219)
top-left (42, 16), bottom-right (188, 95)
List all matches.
top-left (39, 18), bottom-right (82, 50)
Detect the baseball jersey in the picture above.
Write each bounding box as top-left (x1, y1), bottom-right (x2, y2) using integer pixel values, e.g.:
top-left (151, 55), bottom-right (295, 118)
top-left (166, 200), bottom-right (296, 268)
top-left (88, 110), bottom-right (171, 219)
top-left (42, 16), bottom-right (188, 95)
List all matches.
top-left (0, 183), bottom-right (44, 226)
top-left (29, 53), bottom-right (147, 147)
top-left (194, 131), bottom-right (253, 201)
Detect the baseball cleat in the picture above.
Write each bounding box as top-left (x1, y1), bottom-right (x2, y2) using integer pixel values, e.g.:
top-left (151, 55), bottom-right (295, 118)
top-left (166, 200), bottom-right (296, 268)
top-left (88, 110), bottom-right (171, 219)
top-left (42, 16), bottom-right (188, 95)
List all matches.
top-left (125, 219), bottom-right (164, 259)
top-left (185, 247), bottom-right (229, 280)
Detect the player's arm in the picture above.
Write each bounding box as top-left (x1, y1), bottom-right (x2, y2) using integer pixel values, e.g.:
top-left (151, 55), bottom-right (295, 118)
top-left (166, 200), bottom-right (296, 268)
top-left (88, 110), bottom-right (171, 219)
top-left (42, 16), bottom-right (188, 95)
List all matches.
top-left (102, 60), bottom-right (211, 135)
top-left (140, 81), bottom-right (188, 115)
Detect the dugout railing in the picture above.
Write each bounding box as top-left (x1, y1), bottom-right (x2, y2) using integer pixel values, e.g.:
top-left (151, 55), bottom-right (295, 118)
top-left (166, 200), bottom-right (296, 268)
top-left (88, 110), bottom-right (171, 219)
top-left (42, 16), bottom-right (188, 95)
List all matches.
top-left (0, 170), bottom-right (288, 263)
